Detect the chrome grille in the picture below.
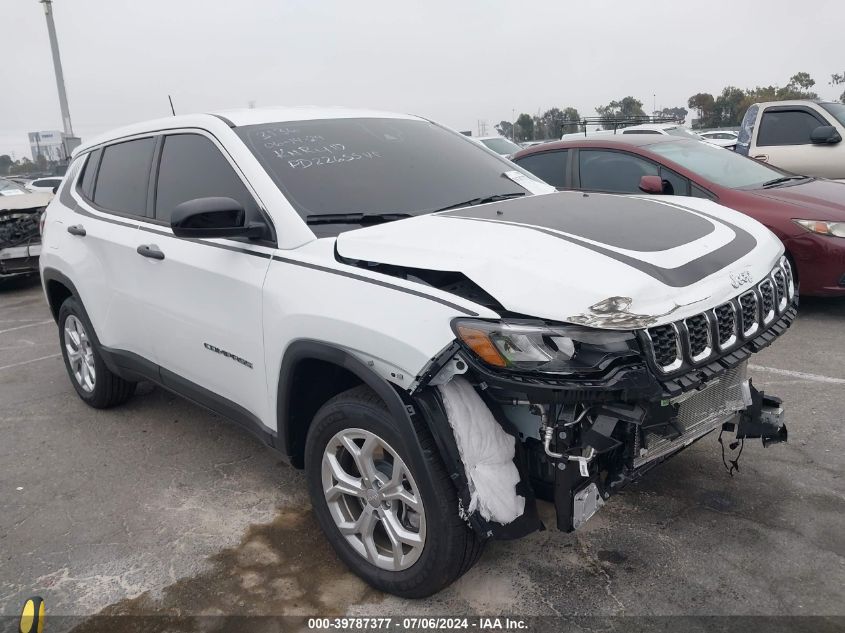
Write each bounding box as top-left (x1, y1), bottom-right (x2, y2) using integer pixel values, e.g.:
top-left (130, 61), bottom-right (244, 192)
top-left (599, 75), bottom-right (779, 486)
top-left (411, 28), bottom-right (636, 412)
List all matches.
top-left (773, 269), bottom-right (787, 310)
top-left (684, 314), bottom-right (711, 360)
top-left (645, 258), bottom-right (792, 374)
top-left (739, 291), bottom-right (758, 336)
top-left (635, 362), bottom-right (748, 468)
top-left (649, 324), bottom-right (680, 370)
top-left (782, 258), bottom-right (795, 298)
top-left (759, 279), bottom-right (775, 322)
top-left (714, 303), bottom-right (736, 348)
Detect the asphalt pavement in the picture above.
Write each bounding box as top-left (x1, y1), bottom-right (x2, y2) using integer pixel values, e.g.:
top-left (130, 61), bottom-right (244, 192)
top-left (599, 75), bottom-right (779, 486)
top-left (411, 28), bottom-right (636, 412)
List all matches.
top-left (1, 275), bottom-right (844, 628)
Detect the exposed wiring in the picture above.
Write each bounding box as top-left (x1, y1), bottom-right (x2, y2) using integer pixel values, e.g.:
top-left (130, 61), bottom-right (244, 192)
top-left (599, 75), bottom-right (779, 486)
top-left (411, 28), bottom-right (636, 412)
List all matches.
top-left (718, 427), bottom-right (744, 477)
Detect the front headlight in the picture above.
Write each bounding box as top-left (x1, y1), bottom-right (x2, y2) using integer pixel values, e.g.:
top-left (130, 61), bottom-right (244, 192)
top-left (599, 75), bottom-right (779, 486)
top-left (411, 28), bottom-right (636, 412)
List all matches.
top-left (452, 319), bottom-right (640, 375)
top-left (793, 219), bottom-right (845, 238)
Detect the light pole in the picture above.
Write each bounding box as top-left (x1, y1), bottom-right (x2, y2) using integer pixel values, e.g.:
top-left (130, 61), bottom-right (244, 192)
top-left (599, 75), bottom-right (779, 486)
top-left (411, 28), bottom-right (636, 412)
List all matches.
top-left (39, 0), bottom-right (74, 138)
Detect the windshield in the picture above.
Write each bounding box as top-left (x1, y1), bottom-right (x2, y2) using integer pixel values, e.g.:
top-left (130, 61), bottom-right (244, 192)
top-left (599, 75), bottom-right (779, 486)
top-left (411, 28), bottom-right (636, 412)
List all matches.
top-left (0, 178), bottom-right (27, 195)
top-left (479, 137), bottom-right (521, 155)
top-left (648, 140), bottom-right (786, 188)
top-left (236, 118), bottom-right (531, 228)
top-left (820, 102), bottom-right (845, 127)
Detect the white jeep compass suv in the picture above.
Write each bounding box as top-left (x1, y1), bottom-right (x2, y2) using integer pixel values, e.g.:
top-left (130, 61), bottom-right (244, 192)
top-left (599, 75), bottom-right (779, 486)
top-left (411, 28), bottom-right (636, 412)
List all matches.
top-left (40, 107), bottom-right (795, 597)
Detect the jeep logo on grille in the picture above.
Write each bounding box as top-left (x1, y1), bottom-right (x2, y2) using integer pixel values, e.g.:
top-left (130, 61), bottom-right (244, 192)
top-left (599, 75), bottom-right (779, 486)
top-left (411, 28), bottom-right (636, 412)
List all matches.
top-left (729, 271), bottom-right (753, 288)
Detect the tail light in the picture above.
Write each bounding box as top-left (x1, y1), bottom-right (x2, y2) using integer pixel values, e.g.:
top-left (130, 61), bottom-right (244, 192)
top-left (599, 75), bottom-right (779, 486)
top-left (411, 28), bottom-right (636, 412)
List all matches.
top-left (39, 209), bottom-right (47, 237)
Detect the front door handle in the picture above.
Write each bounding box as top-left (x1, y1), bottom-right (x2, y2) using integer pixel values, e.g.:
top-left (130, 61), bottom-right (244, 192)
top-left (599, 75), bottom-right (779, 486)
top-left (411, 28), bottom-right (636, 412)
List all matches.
top-left (136, 244), bottom-right (165, 260)
top-left (752, 154), bottom-right (769, 162)
top-left (67, 224), bottom-right (86, 237)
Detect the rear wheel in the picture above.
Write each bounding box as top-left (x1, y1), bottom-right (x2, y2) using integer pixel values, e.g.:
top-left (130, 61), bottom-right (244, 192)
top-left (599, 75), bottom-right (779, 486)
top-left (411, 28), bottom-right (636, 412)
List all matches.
top-left (305, 385), bottom-right (484, 597)
top-left (58, 297), bottom-right (136, 408)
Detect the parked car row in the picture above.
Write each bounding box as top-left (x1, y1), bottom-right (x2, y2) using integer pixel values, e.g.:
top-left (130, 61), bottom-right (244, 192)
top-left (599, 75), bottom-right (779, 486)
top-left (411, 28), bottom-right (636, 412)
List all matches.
top-left (4, 175), bottom-right (64, 193)
top-left (698, 129), bottom-right (739, 148)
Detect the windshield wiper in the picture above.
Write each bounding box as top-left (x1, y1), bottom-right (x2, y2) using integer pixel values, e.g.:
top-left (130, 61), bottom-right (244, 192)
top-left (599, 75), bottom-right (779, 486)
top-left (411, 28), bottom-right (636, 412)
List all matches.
top-left (429, 192), bottom-right (526, 213)
top-left (761, 175), bottom-right (811, 188)
top-left (306, 212), bottom-right (412, 226)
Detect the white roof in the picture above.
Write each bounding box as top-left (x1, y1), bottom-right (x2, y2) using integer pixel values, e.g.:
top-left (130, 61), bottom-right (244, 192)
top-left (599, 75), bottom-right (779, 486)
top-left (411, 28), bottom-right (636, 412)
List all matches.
top-left (74, 106), bottom-right (422, 156)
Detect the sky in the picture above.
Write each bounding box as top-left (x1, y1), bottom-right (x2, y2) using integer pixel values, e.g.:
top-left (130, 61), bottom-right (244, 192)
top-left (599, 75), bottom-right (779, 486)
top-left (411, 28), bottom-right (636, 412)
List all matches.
top-left (2, 0), bottom-right (843, 159)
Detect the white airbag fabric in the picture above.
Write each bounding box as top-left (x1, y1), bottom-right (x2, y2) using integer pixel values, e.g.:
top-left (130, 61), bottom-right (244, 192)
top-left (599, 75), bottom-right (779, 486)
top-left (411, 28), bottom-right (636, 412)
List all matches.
top-left (437, 377), bottom-right (525, 524)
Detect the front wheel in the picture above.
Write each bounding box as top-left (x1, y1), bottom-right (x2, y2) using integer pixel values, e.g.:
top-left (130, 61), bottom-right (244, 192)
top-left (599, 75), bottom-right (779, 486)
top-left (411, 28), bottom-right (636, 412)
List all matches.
top-left (304, 386), bottom-right (484, 597)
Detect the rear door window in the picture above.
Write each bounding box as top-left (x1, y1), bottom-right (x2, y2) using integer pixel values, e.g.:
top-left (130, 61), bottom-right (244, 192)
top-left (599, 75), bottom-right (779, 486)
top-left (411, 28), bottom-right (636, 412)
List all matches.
top-left (578, 150), bottom-right (658, 193)
top-left (757, 110), bottom-right (825, 146)
top-left (514, 150), bottom-right (569, 188)
top-left (93, 138), bottom-right (155, 216)
top-left (154, 134), bottom-right (259, 224)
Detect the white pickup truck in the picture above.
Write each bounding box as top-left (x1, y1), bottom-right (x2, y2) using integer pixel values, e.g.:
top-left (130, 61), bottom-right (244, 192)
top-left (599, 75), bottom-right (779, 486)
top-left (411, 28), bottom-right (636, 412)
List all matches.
top-left (736, 100), bottom-right (845, 180)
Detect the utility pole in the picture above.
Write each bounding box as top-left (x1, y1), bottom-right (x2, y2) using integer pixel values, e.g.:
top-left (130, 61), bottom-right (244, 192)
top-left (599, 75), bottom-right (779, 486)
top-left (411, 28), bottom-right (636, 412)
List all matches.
top-left (40, 0), bottom-right (74, 137)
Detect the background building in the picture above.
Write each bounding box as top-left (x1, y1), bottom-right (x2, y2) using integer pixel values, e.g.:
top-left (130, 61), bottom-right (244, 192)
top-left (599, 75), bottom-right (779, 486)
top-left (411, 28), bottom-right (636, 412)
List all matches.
top-left (28, 130), bottom-right (80, 163)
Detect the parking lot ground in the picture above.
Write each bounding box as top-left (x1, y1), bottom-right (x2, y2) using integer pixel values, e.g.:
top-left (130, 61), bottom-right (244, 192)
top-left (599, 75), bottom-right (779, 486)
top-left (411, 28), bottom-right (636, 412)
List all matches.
top-left (1, 276), bottom-right (844, 626)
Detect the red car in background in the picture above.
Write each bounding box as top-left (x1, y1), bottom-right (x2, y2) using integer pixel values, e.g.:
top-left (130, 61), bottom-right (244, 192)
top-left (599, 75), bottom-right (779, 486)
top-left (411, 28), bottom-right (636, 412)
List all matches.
top-left (512, 136), bottom-right (845, 296)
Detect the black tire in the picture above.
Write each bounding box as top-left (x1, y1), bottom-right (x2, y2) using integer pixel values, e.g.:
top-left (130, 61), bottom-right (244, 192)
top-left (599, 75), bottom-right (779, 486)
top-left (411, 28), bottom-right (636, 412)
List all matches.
top-left (305, 385), bottom-right (484, 598)
top-left (58, 296), bottom-right (136, 408)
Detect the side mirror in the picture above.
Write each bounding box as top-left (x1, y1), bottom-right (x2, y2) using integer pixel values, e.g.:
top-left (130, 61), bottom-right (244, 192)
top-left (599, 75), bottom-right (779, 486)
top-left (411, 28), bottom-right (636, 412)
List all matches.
top-left (51, 185), bottom-right (59, 194)
top-left (810, 125), bottom-right (842, 144)
top-left (638, 175), bottom-right (664, 194)
top-left (170, 197), bottom-right (265, 239)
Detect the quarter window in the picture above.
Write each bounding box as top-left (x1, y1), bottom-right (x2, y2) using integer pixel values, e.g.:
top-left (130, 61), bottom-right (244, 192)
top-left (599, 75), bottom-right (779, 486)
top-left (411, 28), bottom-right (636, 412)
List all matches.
top-left (93, 138), bottom-right (155, 216)
top-left (155, 134), bottom-right (258, 224)
top-left (578, 150), bottom-right (658, 193)
top-left (79, 149), bottom-right (101, 199)
top-left (757, 110), bottom-right (825, 146)
top-left (658, 166), bottom-right (689, 196)
top-left (514, 150), bottom-right (569, 188)
top-left (690, 183), bottom-right (713, 199)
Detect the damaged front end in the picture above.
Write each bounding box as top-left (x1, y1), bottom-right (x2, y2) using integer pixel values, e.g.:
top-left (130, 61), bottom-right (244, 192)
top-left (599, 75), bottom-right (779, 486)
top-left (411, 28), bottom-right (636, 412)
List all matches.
top-left (410, 258), bottom-right (796, 537)
top-left (0, 198), bottom-right (47, 278)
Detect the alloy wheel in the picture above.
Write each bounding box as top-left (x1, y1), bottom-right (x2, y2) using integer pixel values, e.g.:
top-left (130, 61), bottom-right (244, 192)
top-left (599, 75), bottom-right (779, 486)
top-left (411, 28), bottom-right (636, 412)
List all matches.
top-left (321, 428), bottom-right (426, 571)
top-left (64, 315), bottom-right (96, 393)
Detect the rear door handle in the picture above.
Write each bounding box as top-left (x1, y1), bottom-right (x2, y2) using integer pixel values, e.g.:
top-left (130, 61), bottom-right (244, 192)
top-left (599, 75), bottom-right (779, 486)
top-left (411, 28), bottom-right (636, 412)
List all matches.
top-left (752, 154), bottom-right (769, 162)
top-left (67, 224), bottom-right (86, 237)
top-left (136, 244), bottom-right (165, 260)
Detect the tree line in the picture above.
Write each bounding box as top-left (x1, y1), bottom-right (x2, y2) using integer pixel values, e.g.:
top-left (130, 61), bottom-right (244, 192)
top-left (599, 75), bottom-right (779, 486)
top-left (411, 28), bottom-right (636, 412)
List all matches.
top-left (0, 154), bottom-right (50, 176)
top-left (497, 71), bottom-right (845, 142)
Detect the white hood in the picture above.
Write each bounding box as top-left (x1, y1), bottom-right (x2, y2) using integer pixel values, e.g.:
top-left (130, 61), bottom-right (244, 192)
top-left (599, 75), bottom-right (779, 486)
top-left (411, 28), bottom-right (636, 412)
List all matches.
top-left (335, 191), bottom-right (784, 329)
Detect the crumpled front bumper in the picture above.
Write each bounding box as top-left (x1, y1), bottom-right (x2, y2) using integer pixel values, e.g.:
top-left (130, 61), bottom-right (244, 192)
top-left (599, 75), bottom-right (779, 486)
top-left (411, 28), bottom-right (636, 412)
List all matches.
top-left (556, 378), bottom-right (787, 533)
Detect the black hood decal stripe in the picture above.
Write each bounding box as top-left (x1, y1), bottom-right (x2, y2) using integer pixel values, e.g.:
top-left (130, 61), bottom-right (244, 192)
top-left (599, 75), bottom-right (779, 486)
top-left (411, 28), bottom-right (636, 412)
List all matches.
top-left (443, 196), bottom-right (756, 288)
top-left (444, 192), bottom-right (716, 252)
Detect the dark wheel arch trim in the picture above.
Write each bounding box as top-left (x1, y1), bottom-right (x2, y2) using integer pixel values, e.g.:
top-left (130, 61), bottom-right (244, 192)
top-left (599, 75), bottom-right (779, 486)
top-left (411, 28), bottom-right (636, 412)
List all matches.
top-left (278, 340), bottom-right (543, 540)
top-left (276, 340), bottom-right (419, 458)
top-left (41, 267), bottom-right (80, 323)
